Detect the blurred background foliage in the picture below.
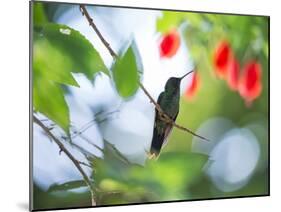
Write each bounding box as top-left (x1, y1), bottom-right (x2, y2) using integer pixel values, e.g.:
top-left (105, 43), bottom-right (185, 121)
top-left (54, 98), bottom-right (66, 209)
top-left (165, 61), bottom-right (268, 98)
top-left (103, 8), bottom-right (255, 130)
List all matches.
top-left (32, 2), bottom-right (269, 210)
top-left (157, 11), bottom-right (268, 153)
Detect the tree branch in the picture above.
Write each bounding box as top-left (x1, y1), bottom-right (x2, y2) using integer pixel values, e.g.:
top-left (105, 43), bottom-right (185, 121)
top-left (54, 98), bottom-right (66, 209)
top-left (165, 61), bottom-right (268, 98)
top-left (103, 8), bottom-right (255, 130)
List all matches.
top-left (79, 5), bottom-right (209, 141)
top-left (79, 5), bottom-right (117, 58)
top-left (33, 115), bottom-right (97, 206)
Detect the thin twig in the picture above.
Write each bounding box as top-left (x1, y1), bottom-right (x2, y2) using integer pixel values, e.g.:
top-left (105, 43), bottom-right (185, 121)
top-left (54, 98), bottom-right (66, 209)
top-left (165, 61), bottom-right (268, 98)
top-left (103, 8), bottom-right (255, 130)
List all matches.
top-left (33, 115), bottom-right (97, 206)
top-left (79, 5), bottom-right (209, 141)
top-left (79, 5), bottom-right (117, 58)
top-left (75, 133), bottom-right (104, 152)
top-left (71, 110), bottom-right (119, 140)
top-left (78, 160), bottom-right (92, 168)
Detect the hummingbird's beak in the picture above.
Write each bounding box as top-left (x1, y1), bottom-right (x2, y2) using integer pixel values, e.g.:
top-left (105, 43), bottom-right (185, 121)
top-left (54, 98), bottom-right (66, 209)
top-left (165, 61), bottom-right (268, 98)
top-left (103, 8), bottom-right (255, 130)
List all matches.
top-left (180, 70), bottom-right (194, 80)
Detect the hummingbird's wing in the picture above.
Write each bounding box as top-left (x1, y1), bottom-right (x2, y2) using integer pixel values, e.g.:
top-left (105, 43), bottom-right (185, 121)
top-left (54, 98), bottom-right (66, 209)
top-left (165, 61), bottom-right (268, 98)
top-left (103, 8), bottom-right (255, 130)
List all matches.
top-left (149, 92), bottom-right (165, 157)
top-left (162, 110), bottom-right (178, 147)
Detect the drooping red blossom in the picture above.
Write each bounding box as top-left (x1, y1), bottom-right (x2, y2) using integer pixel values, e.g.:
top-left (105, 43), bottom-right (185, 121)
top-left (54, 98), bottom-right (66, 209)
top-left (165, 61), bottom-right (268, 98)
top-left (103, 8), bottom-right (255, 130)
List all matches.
top-left (227, 59), bottom-right (240, 91)
top-left (213, 40), bottom-right (232, 78)
top-left (184, 72), bottom-right (201, 100)
top-left (159, 29), bottom-right (180, 58)
top-left (239, 61), bottom-right (262, 105)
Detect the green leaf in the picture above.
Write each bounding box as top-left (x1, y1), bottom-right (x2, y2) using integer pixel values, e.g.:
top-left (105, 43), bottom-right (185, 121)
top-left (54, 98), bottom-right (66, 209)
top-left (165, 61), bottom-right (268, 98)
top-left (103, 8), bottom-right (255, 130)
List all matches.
top-left (33, 73), bottom-right (70, 133)
top-left (92, 141), bottom-right (133, 183)
top-left (112, 45), bottom-right (140, 98)
top-left (48, 180), bottom-right (87, 192)
top-left (34, 23), bottom-right (109, 79)
top-left (157, 11), bottom-right (185, 33)
top-left (33, 2), bottom-right (48, 25)
top-left (33, 36), bottom-right (79, 87)
top-left (91, 141), bottom-right (208, 201)
top-left (33, 23), bottom-right (109, 133)
top-left (131, 152), bottom-right (208, 197)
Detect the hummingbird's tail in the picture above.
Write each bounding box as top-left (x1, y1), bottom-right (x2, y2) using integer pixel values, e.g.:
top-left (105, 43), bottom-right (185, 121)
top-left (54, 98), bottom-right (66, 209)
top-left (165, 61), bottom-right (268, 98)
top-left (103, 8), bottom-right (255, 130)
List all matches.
top-left (149, 127), bottom-right (165, 159)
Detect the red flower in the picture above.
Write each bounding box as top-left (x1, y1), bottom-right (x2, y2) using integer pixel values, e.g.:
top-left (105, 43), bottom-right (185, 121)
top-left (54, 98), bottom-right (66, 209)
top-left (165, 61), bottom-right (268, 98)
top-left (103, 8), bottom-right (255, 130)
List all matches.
top-left (227, 59), bottom-right (240, 91)
top-left (213, 41), bottom-right (232, 78)
top-left (159, 29), bottom-right (180, 58)
top-left (184, 72), bottom-right (200, 100)
top-left (239, 61), bottom-right (262, 105)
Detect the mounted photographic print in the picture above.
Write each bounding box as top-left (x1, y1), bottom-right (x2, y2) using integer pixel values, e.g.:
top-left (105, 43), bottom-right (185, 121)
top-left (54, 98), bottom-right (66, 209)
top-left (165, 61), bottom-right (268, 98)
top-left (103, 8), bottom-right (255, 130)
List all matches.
top-left (30, 1), bottom-right (269, 211)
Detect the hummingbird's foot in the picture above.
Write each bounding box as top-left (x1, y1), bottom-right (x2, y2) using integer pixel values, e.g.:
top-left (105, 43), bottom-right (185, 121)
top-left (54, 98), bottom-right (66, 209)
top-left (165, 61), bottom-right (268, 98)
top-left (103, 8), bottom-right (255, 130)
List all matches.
top-left (146, 152), bottom-right (158, 160)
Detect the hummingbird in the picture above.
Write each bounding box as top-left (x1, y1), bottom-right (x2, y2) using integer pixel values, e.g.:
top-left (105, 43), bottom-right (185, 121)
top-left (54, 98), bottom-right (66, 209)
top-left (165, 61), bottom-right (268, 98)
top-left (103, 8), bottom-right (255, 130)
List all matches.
top-left (149, 70), bottom-right (193, 159)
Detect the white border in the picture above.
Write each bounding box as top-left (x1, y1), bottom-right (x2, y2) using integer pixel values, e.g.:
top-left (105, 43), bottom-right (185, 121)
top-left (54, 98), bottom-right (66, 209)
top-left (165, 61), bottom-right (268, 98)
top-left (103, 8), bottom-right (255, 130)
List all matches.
top-left (1, 0), bottom-right (279, 212)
